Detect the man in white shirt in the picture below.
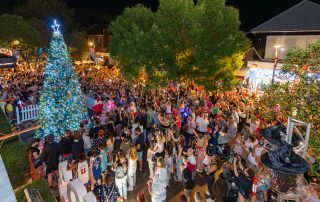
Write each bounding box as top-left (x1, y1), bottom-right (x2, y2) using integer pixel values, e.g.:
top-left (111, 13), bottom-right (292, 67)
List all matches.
top-left (196, 112), bottom-right (209, 134)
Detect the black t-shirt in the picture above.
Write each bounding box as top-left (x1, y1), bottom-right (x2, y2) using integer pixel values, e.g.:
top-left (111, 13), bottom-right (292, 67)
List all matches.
top-left (183, 168), bottom-right (195, 189)
top-left (60, 137), bottom-right (73, 155)
top-left (40, 142), bottom-right (62, 166)
top-left (72, 140), bottom-right (84, 160)
top-left (238, 173), bottom-right (252, 199)
top-left (135, 134), bottom-right (144, 152)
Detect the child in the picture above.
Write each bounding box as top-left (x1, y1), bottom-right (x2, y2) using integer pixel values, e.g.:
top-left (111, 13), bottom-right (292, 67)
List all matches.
top-left (186, 148), bottom-right (196, 173)
top-left (98, 142), bottom-right (108, 174)
top-left (147, 141), bottom-right (155, 179)
top-left (90, 150), bottom-right (101, 189)
top-left (164, 146), bottom-right (173, 187)
top-left (127, 145), bottom-right (138, 191)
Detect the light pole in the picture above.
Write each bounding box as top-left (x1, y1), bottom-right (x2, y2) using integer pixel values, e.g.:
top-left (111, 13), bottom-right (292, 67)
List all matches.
top-left (271, 45), bottom-right (281, 85)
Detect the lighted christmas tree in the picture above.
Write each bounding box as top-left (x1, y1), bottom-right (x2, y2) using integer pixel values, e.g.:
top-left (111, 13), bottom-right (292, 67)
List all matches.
top-left (36, 20), bottom-right (87, 138)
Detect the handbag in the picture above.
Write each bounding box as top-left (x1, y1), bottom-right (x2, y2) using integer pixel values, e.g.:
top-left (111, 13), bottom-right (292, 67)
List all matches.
top-left (33, 158), bottom-right (41, 169)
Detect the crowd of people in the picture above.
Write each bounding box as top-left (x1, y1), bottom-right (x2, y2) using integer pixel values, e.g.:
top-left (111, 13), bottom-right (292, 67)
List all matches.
top-left (1, 66), bottom-right (319, 202)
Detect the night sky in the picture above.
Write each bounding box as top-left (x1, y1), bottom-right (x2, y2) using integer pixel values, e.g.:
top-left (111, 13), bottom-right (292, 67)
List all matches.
top-left (1, 0), bottom-right (320, 31)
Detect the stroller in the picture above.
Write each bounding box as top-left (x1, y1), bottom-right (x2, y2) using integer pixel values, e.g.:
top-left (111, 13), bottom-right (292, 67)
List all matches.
top-left (224, 169), bottom-right (240, 201)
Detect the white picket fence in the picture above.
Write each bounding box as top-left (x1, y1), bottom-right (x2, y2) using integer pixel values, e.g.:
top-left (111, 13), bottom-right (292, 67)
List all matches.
top-left (16, 105), bottom-right (37, 124)
top-left (15, 96), bottom-right (96, 124)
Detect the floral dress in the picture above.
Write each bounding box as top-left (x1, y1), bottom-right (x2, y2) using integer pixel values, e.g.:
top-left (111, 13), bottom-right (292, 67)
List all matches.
top-left (196, 138), bottom-right (206, 172)
top-left (94, 183), bottom-right (121, 202)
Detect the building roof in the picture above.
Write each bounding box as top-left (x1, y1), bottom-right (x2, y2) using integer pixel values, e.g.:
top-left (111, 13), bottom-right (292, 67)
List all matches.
top-left (251, 0), bottom-right (320, 33)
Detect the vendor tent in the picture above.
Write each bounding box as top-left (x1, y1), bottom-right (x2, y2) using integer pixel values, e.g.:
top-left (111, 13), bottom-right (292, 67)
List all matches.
top-left (0, 53), bottom-right (16, 68)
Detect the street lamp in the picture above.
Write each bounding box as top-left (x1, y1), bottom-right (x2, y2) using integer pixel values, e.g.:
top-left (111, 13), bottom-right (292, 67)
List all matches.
top-left (271, 45), bottom-right (282, 85)
top-left (88, 41), bottom-right (94, 47)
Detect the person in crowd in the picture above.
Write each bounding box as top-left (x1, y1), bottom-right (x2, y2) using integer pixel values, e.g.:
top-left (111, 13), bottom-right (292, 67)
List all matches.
top-left (92, 171), bottom-right (121, 202)
top-left (60, 130), bottom-right (73, 163)
top-left (182, 155), bottom-right (196, 202)
top-left (186, 148), bottom-right (196, 173)
top-left (195, 133), bottom-right (206, 173)
top-left (164, 146), bottom-right (173, 187)
top-left (127, 145), bottom-right (138, 191)
top-left (135, 127), bottom-right (145, 172)
top-left (147, 141), bottom-right (155, 179)
top-left (90, 150), bottom-right (102, 187)
top-left (233, 156), bottom-right (255, 202)
top-left (120, 135), bottom-right (131, 156)
top-left (196, 112), bottom-right (208, 136)
top-left (81, 128), bottom-right (91, 156)
top-left (105, 130), bottom-right (115, 166)
top-left (99, 142), bottom-right (108, 174)
top-left (68, 153), bottom-right (90, 188)
top-left (174, 136), bottom-right (185, 182)
top-left (206, 162), bottom-right (218, 202)
top-left (92, 129), bottom-right (107, 153)
top-left (226, 116), bottom-right (237, 142)
top-left (148, 157), bottom-right (167, 202)
top-left (71, 131), bottom-right (84, 164)
top-left (113, 152), bottom-right (128, 199)
top-left (153, 131), bottom-right (165, 160)
top-left (40, 134), bottom-right (62, 189)
top-left (240, 123), bottom-right (252, 141)
top-left (29, 138), bottom-right (43, 176)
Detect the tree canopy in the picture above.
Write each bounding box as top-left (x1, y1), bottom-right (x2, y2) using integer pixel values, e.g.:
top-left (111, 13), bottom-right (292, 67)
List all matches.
top-left (0, 14), bottom-right (41, 47)
top-left (258, 41), bottom-right (320, 178)
top-left (110, 0), bottom-right (250, 90)
top-left (15, 0), bottom-right (76, 32)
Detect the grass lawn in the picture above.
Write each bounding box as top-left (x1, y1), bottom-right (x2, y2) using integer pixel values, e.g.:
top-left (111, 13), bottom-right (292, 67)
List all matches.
top-left (0, 139), bottom-right (29, 189)
top-left (15, 179), bottom-right (57, 202)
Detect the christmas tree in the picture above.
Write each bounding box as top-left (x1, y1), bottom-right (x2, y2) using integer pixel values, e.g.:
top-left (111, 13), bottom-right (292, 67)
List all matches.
top-left (37, 20), bottom-right (87, 139)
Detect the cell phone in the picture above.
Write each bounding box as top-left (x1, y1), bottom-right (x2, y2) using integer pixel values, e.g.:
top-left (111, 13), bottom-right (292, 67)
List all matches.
top-left (258, 141), bottom-right (264, 146)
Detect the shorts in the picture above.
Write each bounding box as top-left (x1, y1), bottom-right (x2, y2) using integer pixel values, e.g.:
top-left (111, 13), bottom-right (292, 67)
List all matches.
top-left (184, 189), bottom-right (193, 197)
top-left (197, 130), bottom-right (206, 136)
top-left (84, 181), bottom-right (90, 187)
top-left (46, 163), bottom-right (58, 174)
top-left (138, 151), bottom-right (143, 161)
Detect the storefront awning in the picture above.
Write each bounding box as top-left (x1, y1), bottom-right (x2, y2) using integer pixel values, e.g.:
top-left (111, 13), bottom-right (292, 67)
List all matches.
top-left (247, 60), bottom-right (283, 69)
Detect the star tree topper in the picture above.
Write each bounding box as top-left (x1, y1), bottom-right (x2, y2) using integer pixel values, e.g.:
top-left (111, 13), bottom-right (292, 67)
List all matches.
top-left (52, 20), bottom-right (60, 33)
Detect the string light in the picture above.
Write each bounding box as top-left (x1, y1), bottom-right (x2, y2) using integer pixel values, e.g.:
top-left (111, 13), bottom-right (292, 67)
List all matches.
top-left (36, 21), bottom-right (88, 139)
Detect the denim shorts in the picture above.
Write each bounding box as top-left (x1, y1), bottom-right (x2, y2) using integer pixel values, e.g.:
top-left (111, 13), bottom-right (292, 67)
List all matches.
top-left (138, 151), bottom-right (143, 160)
